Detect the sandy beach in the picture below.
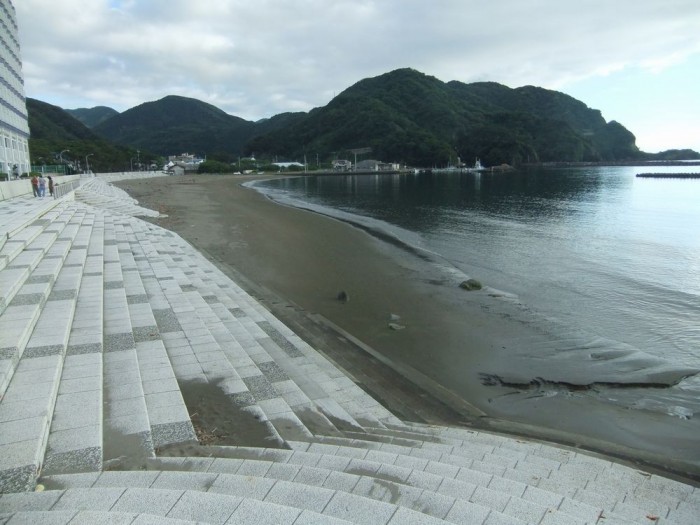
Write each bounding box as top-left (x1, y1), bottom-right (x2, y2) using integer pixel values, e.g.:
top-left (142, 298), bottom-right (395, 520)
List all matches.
top-left (116, 174), bottom-right (700, 481)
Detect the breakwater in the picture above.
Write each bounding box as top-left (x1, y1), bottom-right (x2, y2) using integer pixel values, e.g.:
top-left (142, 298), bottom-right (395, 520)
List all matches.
top-left (636, 172), bottom-right (700, 178)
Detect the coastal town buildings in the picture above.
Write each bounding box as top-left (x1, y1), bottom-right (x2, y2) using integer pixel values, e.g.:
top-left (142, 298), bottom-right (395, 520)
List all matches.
top-left (0, 0), bottom-right (30, 179)
top-left (332, 159), bottom-right (352, 171)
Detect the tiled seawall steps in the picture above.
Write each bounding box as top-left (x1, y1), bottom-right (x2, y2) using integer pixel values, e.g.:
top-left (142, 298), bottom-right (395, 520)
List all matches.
top-left (75, 178), bottom-right (161, 219)
top-left (0, 202), bottom-right (100, 492)
top-left (0, 175), bottom-right (698, 524)
top-left (0, 202), bottom-right (85, 395)
top-left (35, 460), bottom-right (699, 525)
top-left (119, 212), bottom-right (392, 443)
top-left (155, 439), bottom-right (696, 524)
top-left (0, 487), bottom-right (352, 525)
top-left (123, 213), bottom-right (400, 435)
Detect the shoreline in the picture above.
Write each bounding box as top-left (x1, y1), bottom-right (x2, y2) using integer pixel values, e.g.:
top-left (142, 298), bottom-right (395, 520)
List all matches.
top-left (115, 173), bottom-right (700, 482)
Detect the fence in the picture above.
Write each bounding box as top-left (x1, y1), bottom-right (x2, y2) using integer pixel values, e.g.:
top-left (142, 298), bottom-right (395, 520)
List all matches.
top-left (53, 178), bottom-right (81, 199)
top-left (31, 165), bottom-right (68, 176)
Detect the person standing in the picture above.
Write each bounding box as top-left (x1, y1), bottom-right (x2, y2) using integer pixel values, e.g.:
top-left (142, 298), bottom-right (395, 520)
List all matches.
top-left (38, 175), bottom-right (46, 197)
top-left (48, 176), bottom-right (54, 197)
top-left (31, 174), bottom-right (39, 197)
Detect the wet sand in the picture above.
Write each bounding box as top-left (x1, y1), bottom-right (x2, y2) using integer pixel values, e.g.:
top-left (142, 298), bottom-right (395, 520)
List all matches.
top-left (116, 174), bottom-right (700, 481)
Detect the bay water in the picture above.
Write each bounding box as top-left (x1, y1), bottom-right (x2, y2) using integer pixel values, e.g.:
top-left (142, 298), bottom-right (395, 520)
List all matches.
top-left (251, 166), bottom-right (700, 468)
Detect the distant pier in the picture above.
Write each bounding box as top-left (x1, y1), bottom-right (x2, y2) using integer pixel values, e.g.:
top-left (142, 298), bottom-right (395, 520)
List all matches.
top-left (636, 172), bottom-right (700, 179)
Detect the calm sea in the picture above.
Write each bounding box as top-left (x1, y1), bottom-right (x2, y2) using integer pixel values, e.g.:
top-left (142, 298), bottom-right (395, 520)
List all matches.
top-left (251, 166), bottom-right (700, 446)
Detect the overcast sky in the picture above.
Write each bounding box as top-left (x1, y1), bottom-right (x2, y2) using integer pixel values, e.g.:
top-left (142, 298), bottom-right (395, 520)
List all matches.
top-left (15, 0), bottom-right (700, 153)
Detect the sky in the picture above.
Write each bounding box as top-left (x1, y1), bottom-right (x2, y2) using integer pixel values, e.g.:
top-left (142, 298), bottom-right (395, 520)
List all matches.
top-left (14, 0), bottom-right (700, 153)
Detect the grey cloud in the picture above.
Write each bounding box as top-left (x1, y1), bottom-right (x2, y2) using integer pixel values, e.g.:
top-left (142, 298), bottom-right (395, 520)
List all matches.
top-left (15, 0), bottom-right (700, 124)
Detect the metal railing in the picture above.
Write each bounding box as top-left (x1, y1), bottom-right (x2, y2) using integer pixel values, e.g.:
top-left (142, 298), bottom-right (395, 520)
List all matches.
top-left (53, 179), bottom-right (81, 199)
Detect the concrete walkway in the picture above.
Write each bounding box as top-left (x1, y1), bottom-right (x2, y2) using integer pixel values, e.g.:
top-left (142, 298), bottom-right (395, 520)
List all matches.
top-left (0, 174), bottom-right (697, 524)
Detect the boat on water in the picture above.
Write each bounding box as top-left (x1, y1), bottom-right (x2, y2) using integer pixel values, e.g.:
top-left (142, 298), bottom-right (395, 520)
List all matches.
top-left (465, 158), bottom-right (487, 172)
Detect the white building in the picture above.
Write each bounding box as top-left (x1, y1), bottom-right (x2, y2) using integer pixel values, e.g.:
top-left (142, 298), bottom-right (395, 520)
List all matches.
top-left (0, 0), bottom-right (30, 178)
top-left (332, 160), bottom-right (352, 171)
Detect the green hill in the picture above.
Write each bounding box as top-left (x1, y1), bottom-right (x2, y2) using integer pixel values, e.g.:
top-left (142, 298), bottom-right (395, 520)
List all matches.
top-left (66, 106), bottom-right (120, 128)
top-left (27, 98), bottom-right (145, 172)
top-left (94, 95), bottom-right (255, 158)
top-left (30, 68), bottom-right (696, 170)
top-left (247, 68), bottom-right (641, 166)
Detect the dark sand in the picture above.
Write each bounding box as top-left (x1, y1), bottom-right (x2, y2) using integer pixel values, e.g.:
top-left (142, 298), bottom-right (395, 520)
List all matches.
top-left (116, 174), bottom-right (700, 481)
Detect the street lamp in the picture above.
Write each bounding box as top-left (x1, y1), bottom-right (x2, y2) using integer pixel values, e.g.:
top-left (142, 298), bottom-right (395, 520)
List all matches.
top-left (59, 149), bottom-right (70, 174)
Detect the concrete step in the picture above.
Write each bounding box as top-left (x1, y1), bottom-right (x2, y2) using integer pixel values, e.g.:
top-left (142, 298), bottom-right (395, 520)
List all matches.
top-left (133, 222), bottom-right (390, 434)
top-left (0, 208), bottom-right (94, 491)
top-left (41, 352), bottom-right (103, 477)
top-left (124, 220), bottom-right (311, 445)
top-left (0, 353), bottom-right (65, 492)
top-left (112, 215), bottom-right (197, 451)
top-left (42, 208), bottom-right (104, 476)
top-left (326, 443), bottom-right (692, 524)
top-left (364, 423), bottom-right (700, 519)
top-left (145, 454), bottom-right (555, 525)
top-left (101, 215), bottom-right (155, 467)
top-left (0, 204), bottom-right (79, 313)
top-left (0, 194), bottom-right (62, 242)
top-left (0, 510), bottom-right (198, 524)
top-left (0, 230), bottom-right (79, 398)
top-left (0, 485), bottom-right (350, 524)
top-left (279, 439), bottom-right (696, 525)
top-left (41, 471), bottom-right (470, 524)
top-left (76, 179), bottom-right (160, 218)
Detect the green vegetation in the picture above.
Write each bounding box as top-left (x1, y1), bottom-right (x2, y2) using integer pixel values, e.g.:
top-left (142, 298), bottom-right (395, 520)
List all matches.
top-left (641, 149), bottom-right (700, 161)
top-left (27, 99), bottom-right (154, 173)
top-left (65, 106), bottom-right (119, 128)
top-left (95, 95), bottom-right (255, 158)
top-left (197, 160), bottom-right (233, 173)
top-left (28, 68), bottom-right (698, 170)
top-left (247, 68), bottom-right (642, 166)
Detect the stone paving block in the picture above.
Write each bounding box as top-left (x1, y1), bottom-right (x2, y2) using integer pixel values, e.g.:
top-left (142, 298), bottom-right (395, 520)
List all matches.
top-left (50, 398), bottom-right (100, 432)
top-left (290, 466), bottom-right (330, 488)
top-left (210, 473), bottom-right (276, 501)
top-left (556, 496), bottom-right (604, 523)
top-left (63, 510), bottom-right (141, 524)
top-left (0, 490), bottom-right (64, 511)
top-left (109, 488), bottom-right (182, 515)
top-left (142, 377), bottom-right (180, 395)
top-left (149, 404), bottom-right (191, 428)
top-left (0, 510), bottom-right (79, 524)
top-left (226, 497), bottom-right (301, 525)
top-left (42, 446), bottom-right (102, 474)
top-left (322, 490), bottom-right (397, 524)
top-left (264, 480), bottom-right (334, 514)
top-left (470, 485), bottom-right (511, 513)
top-left (390, 506), bottom-right (457, 524)
top-left (482, 512), bottom-right (530, 525)
top-left (167, 490), bottom-right (241, 523)
top-left (538, 512), bottom-right (589, 525)
top-left (46, 426), bottom-right (100, 453)
top-left (52, 487), bottom-right (126, 511)
top-left (150, 471), bottom-right (218, 492)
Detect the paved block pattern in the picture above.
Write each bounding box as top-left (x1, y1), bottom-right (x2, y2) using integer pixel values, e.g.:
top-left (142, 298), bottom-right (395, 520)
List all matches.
top-left (0, 174), bottom-right (697, 524)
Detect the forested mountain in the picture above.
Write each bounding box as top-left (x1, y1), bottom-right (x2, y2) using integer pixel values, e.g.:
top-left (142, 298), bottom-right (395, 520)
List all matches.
top-left (66, 106), bottom-right (119, 128)
top-left (247, 68), bottom-right (640, 166)
top-left (94, 95), bottom-right (255, 159)
top-left (32, 68), bottom-right (695, 169)
top-left (27, 98), bottom-right (145, 172)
